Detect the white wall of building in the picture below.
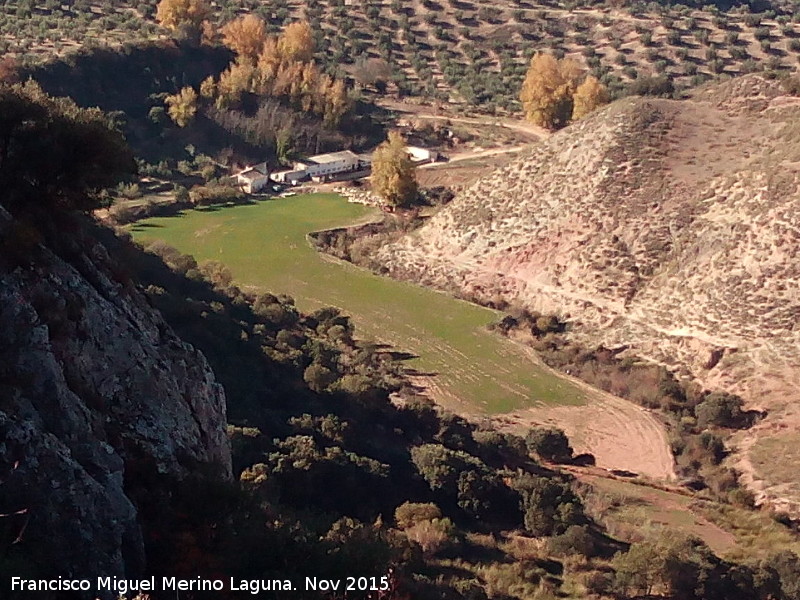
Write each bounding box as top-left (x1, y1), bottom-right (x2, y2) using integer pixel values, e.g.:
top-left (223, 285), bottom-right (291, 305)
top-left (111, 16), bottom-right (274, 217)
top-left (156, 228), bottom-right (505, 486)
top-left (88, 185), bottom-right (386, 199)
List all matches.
top-left (304, 156), bottom-right (360, 178)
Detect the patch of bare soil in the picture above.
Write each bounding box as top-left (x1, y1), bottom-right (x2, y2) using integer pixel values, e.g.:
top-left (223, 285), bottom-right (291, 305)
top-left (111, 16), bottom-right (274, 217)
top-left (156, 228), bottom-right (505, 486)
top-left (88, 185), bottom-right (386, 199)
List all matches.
top-left (413, 352), bottom-right (676, 482)
top-left (493, 381), bottom-right (676, 482)
top-left (416, 151), bottom-right (529, 189)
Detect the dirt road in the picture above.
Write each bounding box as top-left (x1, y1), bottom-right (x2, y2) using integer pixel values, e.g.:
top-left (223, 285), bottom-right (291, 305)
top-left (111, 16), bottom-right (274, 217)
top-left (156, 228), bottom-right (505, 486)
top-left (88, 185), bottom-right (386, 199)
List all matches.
top-left (418, 145), bottom-right (530, 167)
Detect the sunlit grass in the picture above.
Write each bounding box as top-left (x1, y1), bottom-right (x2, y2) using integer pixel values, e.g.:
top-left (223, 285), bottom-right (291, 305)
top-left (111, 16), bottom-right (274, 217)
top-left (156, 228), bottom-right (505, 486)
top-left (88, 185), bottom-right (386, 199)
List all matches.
top-left (130, 194), bottom-right (584, 413)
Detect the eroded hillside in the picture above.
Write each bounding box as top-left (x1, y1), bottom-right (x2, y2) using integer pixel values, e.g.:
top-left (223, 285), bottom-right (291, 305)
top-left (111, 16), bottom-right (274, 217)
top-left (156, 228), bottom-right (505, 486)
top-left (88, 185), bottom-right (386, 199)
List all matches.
top-left (379, 74), bottom-right (800, 509)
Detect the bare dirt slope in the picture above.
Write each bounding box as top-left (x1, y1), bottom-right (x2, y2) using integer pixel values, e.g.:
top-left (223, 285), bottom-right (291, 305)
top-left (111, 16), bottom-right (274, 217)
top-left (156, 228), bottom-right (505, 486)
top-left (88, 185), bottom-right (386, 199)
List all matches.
top-left (379, 75), bottom-right (800, 508)
top-left (493, 383), bottom-right (676, 481)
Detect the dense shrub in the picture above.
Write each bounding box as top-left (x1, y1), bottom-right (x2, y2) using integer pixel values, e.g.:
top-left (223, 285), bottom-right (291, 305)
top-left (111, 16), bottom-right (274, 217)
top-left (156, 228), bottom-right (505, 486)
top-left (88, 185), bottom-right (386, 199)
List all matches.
top-left (516, 474), bottom-right (585, 536)
top-left (0, 81), bottom-right (135, 216)
top-left (626, 75), bottom-right (675, 97)
top-left (547, 524), bottom-right (598, 558)
top-left (525, 427), bottom-right (574, 463)
top-left (695, 393), bottom-right (748, 428)
top-left (188, 182), bottom-right (246, 205)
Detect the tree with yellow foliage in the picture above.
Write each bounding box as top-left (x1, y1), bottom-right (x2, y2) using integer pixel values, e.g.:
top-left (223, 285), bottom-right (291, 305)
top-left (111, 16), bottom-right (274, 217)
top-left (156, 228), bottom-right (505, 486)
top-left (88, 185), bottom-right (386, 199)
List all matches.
top-left (200, 18), bottom-right (351, 126)
top-left (253, 37), bottom-right (282, 94)
top-left (322, 78), bottom-right (349, 127)
top-left (199, 76), bottom-right (216, 99)
top-left (215, 60), bottom-right (255, 108)
top-left (155, 0), bottom-right (210, 33)
top-left (571, 75), bottom-right (609, 120)
top-left (519, 54), bottom-right (584, 130)
top-left (278, 22), bottom-right (314, 63)
top-left (165, 86), bottom-right (198, 127)
top-left (222, 15), bottom-right (267, 63)
top-left (371, 131), bottom-right (418, 208)
top-left (272, 61), bottom-right (303, 100)
top-left (200, 20), bottom-right (217, 45)
top-left (299, 62), bottom-right (319, 112)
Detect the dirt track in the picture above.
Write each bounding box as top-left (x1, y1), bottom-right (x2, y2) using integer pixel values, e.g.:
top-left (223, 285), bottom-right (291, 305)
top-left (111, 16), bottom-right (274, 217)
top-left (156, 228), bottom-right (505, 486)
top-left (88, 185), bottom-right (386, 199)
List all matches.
top-left (492, 380), bottom-right (677, 482)
top-left (416, 348), bottom-right (676, 482)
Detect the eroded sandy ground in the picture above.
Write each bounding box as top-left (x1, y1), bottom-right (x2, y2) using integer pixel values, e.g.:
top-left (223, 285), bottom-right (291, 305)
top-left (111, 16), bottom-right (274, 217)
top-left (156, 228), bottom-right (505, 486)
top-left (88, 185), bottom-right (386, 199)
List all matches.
top-left (492, 383), bottom-right (676, 481)
top-left (416, 356), bottom-right (676, 482)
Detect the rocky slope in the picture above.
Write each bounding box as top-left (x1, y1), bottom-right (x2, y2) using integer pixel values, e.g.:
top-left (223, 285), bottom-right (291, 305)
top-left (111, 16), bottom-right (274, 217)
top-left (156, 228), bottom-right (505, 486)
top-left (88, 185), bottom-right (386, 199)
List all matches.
top-left (379, 75), bottom-right (800, 509)
top-left (0, 206), bottom-right (231, 585)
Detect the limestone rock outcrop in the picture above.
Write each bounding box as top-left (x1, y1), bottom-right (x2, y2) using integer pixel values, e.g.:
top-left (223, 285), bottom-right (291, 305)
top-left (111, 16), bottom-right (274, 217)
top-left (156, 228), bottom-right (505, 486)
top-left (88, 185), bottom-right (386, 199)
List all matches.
top-left (0, 205), bottom-right (231, 585)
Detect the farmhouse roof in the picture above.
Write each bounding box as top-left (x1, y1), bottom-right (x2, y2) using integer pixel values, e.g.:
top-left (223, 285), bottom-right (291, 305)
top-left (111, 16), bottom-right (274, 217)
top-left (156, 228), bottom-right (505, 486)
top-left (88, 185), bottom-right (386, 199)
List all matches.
top-left (235, 163), bottom-right (269, 179)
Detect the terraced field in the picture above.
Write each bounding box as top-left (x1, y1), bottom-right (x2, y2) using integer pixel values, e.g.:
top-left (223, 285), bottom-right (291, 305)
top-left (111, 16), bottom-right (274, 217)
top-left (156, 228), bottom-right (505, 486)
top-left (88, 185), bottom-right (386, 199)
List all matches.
top-left (130, 193), bottom-right (584, 414)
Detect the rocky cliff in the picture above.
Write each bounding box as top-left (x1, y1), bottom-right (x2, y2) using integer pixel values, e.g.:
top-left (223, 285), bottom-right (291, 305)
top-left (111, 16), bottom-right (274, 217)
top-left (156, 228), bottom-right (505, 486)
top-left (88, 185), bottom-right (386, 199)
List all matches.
top-left (379, 75), bottom-right (800, 510)
top-left (0, 205), bottom-right (231, 585)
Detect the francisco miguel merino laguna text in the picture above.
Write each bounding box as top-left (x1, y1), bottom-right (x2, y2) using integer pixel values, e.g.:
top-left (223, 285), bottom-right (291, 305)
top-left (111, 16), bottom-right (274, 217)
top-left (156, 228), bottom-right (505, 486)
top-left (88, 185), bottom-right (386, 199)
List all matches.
top-left (11, 575), bottom-right (391, 595)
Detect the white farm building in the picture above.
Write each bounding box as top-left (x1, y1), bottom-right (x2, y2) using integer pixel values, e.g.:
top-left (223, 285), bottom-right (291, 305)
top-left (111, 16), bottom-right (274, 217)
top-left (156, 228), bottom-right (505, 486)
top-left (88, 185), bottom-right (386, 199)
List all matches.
top-left (234, 162), bottom-right (269, 193)
top-left (294, 150), bottom-right (362, 181)
top-left (406, 146), bottom-right (439, 164)
top-left (269, 150), bottom-right (369, 185)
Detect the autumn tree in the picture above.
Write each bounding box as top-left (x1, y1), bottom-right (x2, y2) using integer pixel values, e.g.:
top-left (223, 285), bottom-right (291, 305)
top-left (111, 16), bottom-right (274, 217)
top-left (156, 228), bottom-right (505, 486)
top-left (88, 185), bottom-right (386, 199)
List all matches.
top-left (200, 19), bottom-right (217, 45)
top-left (278, 21), bottom-right (314, 63)
top-left (0, 57), bottom-right (19, 84)
top-left (572, 75), bottom-right (609, 120)
top-left (321, 78), bottom-right (349, 127)
top-left (205, 19), bottom-right (350, 126)
top-left (520, 53), bottom-right (584, 129)
top-left (155, 0), bottom-right (210, 35)
top-left (215, 60), bottom-right (255, 108)
top-left (255, 37), bottom-right (283, 90)
top-left (199, 76), bottom-right (216, 99)
top-left (222, 14), bottom-right (267, 63)
top-left (165, 86), bottom-right (198, 127)
top-left (371, 131), bottom-right (418, 207)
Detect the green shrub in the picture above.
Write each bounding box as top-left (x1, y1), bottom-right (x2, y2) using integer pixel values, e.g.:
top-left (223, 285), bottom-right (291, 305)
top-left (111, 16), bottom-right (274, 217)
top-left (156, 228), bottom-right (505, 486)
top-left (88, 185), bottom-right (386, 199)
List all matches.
top-left (189, 183), bottom-right (245, 206)
top-left (626, 74), bottom-right (674, 97)
top-left (516, 474), bottom-right (585, 536)
top-left (525, 427), bottom-right (573, 463)
top-left (394, 502), bottom-right (442, 529)
top-left (695, 393), bottom-right (746, 428)
top-left (547, 524), bottom-right (597, 558)
top-left (0, 81), bottom-right (135, 215)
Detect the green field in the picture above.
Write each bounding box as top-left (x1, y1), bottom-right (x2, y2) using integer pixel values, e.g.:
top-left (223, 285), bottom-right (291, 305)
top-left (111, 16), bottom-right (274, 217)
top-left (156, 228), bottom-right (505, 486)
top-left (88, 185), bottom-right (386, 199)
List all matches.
top-left (130, 194), bottom-right (584, 413)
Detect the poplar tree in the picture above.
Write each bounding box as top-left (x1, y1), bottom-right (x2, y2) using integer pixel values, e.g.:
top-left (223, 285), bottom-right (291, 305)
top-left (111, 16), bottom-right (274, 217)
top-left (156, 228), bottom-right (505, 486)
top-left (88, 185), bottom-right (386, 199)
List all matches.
top-left (155, 0), bottom-right (210, 33)
top-left (278, 22), bottom-right (315, 63)
top-left (222, 15), bottom-right (267, 63)
top-left (371, 131), bottom-right (418, 208)
top-left (165, 86), bottom-right (198, 127)
top-left (572, 75), bottom-right (609, 120)
top-left (520, 54), bottom-right (583, 129)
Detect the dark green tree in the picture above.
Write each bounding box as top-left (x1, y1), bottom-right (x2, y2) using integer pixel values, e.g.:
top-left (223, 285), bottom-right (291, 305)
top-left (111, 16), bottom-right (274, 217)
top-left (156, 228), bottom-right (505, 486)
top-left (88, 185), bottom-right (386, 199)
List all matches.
top-left (516, 474), bottom-right (584, 536)
top-left (0, 81), bottom-right (135, 215)
top-left (525, 427), bottom-right (574, 463)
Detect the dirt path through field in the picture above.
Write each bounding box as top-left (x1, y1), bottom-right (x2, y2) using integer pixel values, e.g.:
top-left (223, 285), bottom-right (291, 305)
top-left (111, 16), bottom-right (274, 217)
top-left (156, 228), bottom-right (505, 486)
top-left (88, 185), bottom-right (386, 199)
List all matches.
top-left (571, 470), bottom-right (738, 554)
top-left (415, 345), bottom-right (676, 481)
top-left (494, 345), bottom-right (675, 481)
top-left (378, 99), bottom-right (549, 140)
top-left (493, 386), bottom-right (676, 481)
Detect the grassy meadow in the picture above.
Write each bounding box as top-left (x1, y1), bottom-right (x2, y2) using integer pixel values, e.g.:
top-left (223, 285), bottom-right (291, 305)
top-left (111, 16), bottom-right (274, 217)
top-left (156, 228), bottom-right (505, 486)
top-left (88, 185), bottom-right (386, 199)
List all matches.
top-left (130, 193), bottom-right (584, 413)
